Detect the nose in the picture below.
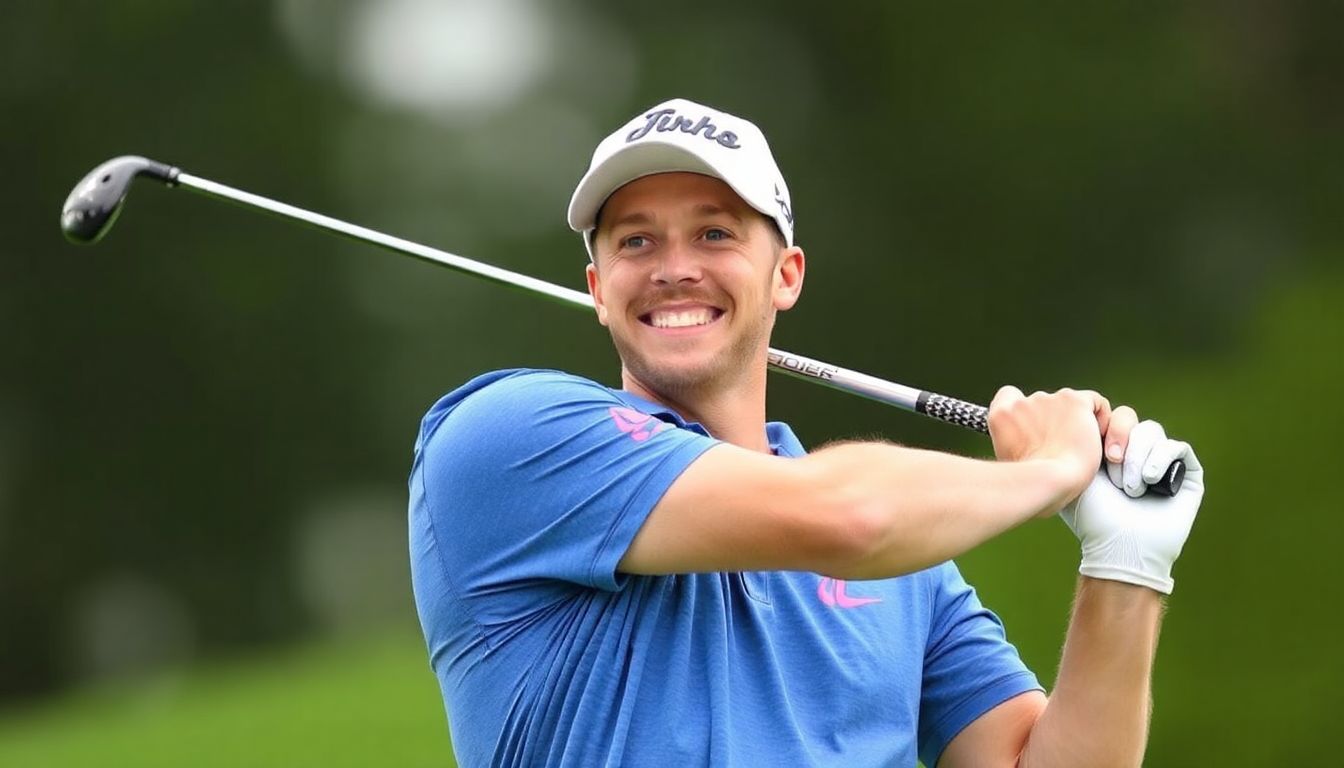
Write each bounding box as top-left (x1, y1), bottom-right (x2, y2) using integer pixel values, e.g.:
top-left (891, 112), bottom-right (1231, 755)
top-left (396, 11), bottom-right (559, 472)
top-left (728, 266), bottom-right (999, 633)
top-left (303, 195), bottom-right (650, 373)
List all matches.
top-left (651, 238), bottom-right (703, 286)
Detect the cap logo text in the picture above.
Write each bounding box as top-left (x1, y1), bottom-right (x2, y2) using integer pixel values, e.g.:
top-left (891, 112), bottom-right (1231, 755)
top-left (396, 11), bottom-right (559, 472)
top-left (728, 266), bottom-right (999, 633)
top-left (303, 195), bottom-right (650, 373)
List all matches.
top-left (627, 108), bottom-right (741, 149)
top-left (774, 183), bottom-right (794, 227)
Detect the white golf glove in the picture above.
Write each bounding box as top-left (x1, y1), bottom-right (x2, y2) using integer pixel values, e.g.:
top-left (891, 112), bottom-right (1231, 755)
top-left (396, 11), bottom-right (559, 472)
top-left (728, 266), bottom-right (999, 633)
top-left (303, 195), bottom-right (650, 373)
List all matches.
top-left (1059, 420), bottom-right (1204, 594)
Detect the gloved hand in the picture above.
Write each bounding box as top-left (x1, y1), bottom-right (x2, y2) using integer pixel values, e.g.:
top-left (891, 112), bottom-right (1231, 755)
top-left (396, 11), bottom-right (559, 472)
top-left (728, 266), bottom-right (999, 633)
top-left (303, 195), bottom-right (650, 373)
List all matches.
top-left (1059, 421), bottom-right (1204, 594)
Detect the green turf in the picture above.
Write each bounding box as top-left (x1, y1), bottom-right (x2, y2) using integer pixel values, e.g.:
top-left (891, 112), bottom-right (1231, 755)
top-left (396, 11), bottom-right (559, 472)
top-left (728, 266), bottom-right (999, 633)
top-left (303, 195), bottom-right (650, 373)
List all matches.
top-left (0, 631), bottom-right (455, 767)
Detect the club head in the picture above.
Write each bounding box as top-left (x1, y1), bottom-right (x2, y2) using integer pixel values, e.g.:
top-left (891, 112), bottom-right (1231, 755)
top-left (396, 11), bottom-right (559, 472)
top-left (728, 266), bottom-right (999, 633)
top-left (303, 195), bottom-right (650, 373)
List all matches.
top-left (60, 156), bottom-right (179, 244)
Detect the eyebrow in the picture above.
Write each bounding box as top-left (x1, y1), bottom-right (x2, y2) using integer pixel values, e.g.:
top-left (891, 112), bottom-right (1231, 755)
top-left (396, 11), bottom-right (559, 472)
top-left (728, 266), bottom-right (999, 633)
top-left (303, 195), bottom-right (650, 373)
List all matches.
top-left (603, 211), bottom-right (656, 232)
top-left (693, 203), bottom-right (744, 222)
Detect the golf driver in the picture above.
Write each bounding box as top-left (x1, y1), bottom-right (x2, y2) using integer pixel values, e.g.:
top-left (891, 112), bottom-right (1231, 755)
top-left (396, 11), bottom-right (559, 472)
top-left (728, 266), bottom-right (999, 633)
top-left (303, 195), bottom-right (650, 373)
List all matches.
top-left (60, 155), bottom-right (1184, 496)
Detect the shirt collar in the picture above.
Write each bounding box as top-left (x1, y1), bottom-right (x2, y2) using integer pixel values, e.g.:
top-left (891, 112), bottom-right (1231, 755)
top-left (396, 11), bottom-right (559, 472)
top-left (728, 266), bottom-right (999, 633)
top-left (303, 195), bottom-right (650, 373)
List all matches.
top-left (765, 421), bottom-right (806, 457)
top-left (609, 387), bottom-right (805, 455)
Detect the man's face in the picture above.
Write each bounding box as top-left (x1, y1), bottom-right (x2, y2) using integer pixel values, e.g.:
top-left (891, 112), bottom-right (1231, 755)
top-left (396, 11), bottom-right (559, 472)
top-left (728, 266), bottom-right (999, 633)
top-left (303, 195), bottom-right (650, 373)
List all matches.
top-left (585, 172), bottom-right (804, 399)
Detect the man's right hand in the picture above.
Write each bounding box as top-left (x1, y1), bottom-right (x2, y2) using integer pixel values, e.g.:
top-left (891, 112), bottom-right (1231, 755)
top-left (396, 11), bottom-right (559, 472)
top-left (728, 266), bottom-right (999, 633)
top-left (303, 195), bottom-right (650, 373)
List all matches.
top-left (987, 385), bottom-right (1107, 517)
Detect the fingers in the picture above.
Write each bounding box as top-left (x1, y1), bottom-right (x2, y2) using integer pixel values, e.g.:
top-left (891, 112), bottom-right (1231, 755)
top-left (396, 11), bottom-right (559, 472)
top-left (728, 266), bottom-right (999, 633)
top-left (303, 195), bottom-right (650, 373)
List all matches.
top-left (1082, 390), bottom-right (1112, 426)
top-left (1103, 403), bottom-right (1139, 490)
top-left (988, 386), bottom-right (1105, 472)
top-left (1080, 390), bottom-right (1112, 447)
top-left (1121, 420), bottom-right (1167, 497)
top-left (1049, 388), bottom-right (1111, 434)
top-left (1105, 419), bottom-right (1201, 496)
top-left (1143, 438), bottom-right (1192, 485)
top-left (992, 384), bottom-right (1193, 501)
top-left (1104, 405), bottom-right (1138, 464)
top-left (990, 385), bottom-right (1025, 410)
top-left (987, 386), bottom-right (1025, 460)
top-left (1106, 455), bottom-right (1124, 489)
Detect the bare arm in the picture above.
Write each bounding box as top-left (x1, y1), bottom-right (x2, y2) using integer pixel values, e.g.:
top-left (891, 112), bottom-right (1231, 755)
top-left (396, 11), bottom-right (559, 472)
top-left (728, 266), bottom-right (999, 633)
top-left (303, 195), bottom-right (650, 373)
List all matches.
top-left (620, 442), bottom-right (1085, 579)
top-left (939, 578), bottom-right (1163, 768)
top-left (938, 404), bottom-right (1199, 767)
top-left (619, 387), bottom-right (1106, 579)
top-left (1021, 578), bottom-right (1163, 767)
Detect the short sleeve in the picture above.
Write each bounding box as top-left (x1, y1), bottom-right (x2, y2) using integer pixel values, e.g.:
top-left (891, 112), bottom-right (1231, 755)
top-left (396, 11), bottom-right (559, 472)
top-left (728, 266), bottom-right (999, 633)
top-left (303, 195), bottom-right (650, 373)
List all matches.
top-left (414, 371), bottom-right (717, 598)
top-left (917, 563), bottom-right (1043, 767)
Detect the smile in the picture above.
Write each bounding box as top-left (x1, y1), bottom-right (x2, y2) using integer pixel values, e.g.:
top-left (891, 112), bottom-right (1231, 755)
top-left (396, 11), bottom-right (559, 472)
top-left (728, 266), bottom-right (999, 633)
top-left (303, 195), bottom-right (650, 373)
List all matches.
top-left (640, 306), bottom-right (724, 329)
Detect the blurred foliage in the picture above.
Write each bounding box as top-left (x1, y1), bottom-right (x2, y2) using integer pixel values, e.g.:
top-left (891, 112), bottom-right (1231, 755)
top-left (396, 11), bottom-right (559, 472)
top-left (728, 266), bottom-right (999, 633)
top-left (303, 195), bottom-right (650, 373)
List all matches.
top-left (1, 0), bottom-right (1341, 764)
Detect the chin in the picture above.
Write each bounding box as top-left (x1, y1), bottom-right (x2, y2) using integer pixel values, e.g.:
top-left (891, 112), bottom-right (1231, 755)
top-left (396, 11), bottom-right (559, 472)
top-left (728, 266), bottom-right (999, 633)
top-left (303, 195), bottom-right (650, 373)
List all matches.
top-left (609, 316), bottom-right (769, 399)
top-left (618, 345), bottom-right (737, 398)
top-left (637, 358), bottom-right (726, 395)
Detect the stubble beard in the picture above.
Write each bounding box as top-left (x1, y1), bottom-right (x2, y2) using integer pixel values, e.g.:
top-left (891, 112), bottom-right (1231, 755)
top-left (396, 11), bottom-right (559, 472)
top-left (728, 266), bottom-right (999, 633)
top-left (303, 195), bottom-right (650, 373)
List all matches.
top-left (611, 303), bottom-right (774, 403)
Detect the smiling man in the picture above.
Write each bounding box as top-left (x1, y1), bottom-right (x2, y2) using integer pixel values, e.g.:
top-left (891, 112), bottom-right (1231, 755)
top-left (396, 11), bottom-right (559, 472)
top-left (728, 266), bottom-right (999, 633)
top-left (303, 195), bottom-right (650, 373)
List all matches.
top-left (409, 98), bottom-right (1204, 767)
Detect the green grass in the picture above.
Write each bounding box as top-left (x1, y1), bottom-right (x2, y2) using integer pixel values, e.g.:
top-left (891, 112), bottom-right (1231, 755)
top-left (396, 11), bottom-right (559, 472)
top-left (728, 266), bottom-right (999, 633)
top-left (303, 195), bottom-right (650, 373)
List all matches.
top-left (0, 631), bottom-right (455, 767)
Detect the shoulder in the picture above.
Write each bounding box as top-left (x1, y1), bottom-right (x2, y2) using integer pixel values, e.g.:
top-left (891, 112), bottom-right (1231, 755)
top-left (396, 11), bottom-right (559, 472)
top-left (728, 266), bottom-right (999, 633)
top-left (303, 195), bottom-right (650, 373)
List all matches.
top-left (443, 367), bottom-right (613, 409)
top-left (417, 368), bottom-right (617, 437)
top-left (411, 369), bottom-right (656, 472)
top-left (922, 561), bottom-right (980, 609)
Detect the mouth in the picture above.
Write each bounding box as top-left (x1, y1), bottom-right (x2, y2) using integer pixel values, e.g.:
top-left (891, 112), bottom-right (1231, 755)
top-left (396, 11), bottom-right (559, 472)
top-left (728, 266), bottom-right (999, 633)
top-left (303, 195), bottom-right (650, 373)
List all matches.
top-left (638, 305), bottom-right (725, 330)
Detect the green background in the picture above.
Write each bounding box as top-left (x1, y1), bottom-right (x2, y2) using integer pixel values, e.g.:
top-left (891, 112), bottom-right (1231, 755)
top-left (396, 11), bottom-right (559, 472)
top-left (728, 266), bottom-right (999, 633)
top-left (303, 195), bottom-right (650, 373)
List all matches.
top-left (3, 1), bottom-right (1341, 764)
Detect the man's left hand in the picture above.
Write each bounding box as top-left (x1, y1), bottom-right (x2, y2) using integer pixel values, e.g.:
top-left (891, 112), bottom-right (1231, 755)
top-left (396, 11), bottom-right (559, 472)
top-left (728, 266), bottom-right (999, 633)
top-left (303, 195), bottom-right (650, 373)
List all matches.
top-left (1060, 420), bottom-right (1205, 594)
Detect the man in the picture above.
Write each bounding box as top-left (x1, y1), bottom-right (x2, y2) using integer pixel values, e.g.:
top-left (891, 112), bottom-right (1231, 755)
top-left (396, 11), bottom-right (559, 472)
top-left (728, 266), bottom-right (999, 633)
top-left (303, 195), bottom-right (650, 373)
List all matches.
top-left (409, 98), bottom-right (1203, 767)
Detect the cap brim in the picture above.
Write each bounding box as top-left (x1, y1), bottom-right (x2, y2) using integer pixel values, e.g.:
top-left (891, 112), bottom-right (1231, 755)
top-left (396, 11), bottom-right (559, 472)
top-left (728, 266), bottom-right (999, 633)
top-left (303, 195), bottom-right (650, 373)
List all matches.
top-left (567, 140), bottom-right (733, 233)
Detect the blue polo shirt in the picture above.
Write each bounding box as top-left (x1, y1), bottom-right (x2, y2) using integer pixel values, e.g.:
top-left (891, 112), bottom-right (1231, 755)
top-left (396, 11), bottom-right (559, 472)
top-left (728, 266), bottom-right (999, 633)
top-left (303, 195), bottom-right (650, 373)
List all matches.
top-left (409, 369), bottom-right (1040, 767)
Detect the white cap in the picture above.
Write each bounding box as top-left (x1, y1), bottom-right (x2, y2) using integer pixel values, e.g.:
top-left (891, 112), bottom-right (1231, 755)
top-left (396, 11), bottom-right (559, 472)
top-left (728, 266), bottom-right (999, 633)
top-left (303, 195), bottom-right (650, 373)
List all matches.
top-left (567, 98), bottom-right (794, 256)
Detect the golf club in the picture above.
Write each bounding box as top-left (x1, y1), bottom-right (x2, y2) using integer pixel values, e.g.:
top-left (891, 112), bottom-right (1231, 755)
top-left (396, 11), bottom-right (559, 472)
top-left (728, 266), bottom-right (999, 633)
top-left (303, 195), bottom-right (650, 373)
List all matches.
top-left (60, 155), bottom-right (1184, 496)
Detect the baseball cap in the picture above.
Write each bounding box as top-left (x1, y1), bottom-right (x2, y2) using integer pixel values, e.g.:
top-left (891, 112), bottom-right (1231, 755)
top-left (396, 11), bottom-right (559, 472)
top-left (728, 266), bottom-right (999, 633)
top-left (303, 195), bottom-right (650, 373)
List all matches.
top-left (567, 98), bottom-right (795, 257)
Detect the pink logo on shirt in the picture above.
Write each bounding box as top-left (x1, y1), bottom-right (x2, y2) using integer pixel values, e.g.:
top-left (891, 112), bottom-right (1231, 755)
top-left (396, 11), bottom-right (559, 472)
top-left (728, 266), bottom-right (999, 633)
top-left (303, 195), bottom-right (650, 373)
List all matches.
top-left (817, 577), bottom-right (882, 608)
top-left (609, 406), bottom-right (672, 442)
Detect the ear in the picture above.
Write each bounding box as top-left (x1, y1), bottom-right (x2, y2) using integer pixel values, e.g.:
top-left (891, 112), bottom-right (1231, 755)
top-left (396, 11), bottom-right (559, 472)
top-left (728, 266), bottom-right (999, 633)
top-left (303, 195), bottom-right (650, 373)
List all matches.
top-left (772, 246), bottom-right (805, 311)
top-left (586, 262), bottom-right (609, 326)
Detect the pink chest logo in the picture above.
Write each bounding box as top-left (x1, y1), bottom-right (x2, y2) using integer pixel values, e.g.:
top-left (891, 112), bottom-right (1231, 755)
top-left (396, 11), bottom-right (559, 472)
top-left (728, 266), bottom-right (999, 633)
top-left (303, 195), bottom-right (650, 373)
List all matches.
top-left (609, 406), bottom-right (673, 442)
top-left (817, 577), bottom-right (882, 608)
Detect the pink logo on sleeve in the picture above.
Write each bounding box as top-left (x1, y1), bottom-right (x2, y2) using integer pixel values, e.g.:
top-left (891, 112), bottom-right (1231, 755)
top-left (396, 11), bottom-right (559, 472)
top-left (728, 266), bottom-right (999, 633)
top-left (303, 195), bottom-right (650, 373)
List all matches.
top-left (609, 406), bottom-right (673, 442)
top-left (817, 577), bottom-right (882, 608)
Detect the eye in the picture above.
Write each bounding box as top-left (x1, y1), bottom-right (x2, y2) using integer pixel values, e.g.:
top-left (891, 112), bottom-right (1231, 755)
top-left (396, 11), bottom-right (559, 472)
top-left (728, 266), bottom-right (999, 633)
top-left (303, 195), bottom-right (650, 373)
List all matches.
top-left (704, 227), bottom-right (730, 241)
top-left (622, 234), bottom-right (649, 249)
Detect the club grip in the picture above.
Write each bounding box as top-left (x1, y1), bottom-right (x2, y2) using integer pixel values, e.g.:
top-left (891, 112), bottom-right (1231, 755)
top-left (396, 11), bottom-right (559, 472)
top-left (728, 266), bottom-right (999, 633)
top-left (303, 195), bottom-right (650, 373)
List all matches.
top-left (915, 392), bottom-right (1184, 496)
top-left (917, 392), bottom-right (990, 433)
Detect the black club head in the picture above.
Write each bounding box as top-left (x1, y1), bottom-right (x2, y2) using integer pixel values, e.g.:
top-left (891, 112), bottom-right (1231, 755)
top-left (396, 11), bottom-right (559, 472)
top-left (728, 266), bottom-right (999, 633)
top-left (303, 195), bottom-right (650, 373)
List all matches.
top-left (60, 156), bottom-right (179, 244)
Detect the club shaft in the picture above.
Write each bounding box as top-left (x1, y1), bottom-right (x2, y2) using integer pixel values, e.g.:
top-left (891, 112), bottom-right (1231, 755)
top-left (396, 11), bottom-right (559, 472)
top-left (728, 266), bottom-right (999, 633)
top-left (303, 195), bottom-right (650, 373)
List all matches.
top-left (74, 158), bottom-right (1184, 494)
top-left (60, 155), bottom-right (1185, 495)
top-left (176, 173), bottom-right (940, 417)
top-left (177, 173), bottom-right (594, 309)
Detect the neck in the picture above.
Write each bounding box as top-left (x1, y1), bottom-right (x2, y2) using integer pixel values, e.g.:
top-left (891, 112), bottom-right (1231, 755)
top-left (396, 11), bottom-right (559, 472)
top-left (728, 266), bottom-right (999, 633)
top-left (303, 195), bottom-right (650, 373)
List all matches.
top-left (620, 350), bottom-right (772, 453)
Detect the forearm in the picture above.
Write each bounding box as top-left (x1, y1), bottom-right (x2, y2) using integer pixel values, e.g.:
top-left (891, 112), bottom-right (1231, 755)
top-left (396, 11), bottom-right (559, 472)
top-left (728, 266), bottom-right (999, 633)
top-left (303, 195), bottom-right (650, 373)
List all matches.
top-left (1019, 577), bottom-right (1164, 768)
top-left (809, 442), bottom-right (1080, 580)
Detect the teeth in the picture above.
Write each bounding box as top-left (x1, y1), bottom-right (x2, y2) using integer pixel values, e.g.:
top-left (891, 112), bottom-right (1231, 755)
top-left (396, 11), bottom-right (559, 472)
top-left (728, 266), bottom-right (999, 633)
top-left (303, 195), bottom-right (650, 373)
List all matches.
top-left (650, 308), bottom-right (715, 328)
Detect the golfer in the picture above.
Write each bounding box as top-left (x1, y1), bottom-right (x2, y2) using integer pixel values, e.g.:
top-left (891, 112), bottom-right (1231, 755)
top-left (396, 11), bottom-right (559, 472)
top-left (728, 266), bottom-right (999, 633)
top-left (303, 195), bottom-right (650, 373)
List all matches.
top-left (409, 98), bottom-right (1204, 767)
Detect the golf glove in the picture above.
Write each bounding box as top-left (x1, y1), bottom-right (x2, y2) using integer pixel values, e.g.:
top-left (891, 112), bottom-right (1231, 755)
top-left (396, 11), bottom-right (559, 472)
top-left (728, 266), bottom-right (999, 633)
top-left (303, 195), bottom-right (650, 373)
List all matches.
top-left (1059, 420), bottom-right (1204, 594)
